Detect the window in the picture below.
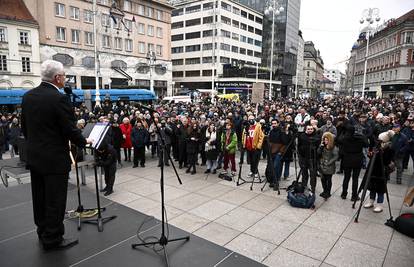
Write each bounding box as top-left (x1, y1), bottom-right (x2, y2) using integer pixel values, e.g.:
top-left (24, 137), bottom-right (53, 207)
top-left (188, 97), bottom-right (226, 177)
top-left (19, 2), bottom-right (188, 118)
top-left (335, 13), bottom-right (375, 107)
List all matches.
top-left (203, 30), bottom-right (213, 37)
top-left (138, 23), bottom-right (145, 34)
top-left (124, 0), bottom-right (131, 12)
top-left (248, 37), bottom-right (254, 44)
top-left (147, 7), bottom-right (154, 18)
top-left (186, 5), bottom-right (201, 14)
top-left (232, 33), bottom-right (239, 41)
top-left (185, 32), bottom-right (200, 40)
top-left (172, 34), bottom-right (184, 41)
top-left (19, 31), bottom-right (29, 45)
top-left (255, 28), bottom-right (262, 35)
top-left (112, 17), bottom-right (121, 29)
top-left (156, 27), bottom-right (163, 38)
top-left (203, 2), bottom-right (213, 10)
top-left (247, 50), bottom-right (253, 56)
top-left (172, 59), bottom-right (183, 66)
top-left (232, 46), bottom-right (238, 53)
top-left (203, 16), bottom-right (213, 24)
top-left (254, 51), bottom-right (261, 58)
top-left (125, 19), bottom-right (132, 32)
top-left (171, 47), bottom-right (183, 54)
top-left (138, 42), bottom-right (145, 53)
top-left (202, 57), bottom-right (213, 63)
top-left (221, 30), bottom-right (230, 38)
top-left (172, 8), bottom-right (183, 17)
top-left (186, 70), bottom-right (200, 77)
top-left (147, 25), bottom-right (154, 36)
top-left (186, 18), bottom-right (201, 27)
top-left (70, 6), bottom-right (80, 20)
top-left (203, 70), bottom-right (212, 76)
top-left (156, 45), bottom-right (163, 56)
top-left (241, 10), bottom-right (247, 18)
top-left (233, 7), bottom-right (240, 15)
top-left (172, 71), bottom-right (183, 78)
top-left (221, 16), bottom-right (231, 25)
top-left (22, 57), bottom-right (31, 73)
top-left (55, 3), bottom-right (65, 17)
top-left (0, 28), bottom-right (6, 42)
top-left (307, 71), bottom-right (310, 76)
top-left (85, 32), bottom-right (94, 45)
top-left (307, 62), bottom-right (310, 67)
top-left (185, 45), bottom-right (200, 52)
top-left (156, 10), bottom-right (163, 20)
top-left (84, 10), bottom-right (93, 23)
top-left (248, 14), bottom-right (255, 21)
top-left (203, 43), bottom-right (213, 50)
top-left (220, 57), bottom-right (230, 64)
top-left (172, 22), bottom-right (184, 29)
top-left (220, 43), bottom-right (230, 51)
top-left (125, 39), bottom-right (133, 51)
top-left (71, 29), bottom-right (80, 44)
top-left (114, 37), bottom-right (122, 50)
top-left (101, 14), bottom-right (110, 27)
top-left (0, 55), bottom-right (7, 71)
top-left (239, 48), bottom-right (246, 54)
top-left (56, 27), bottom-right (66, 41)
top-left (102, 35), bottom-right (110, 48)
top-left (240, 23), bottom-right (247, 30)
top-left (240, 35), bottom-right (247, 42)
top-left (138, 5), bottom-right (145, 15)
top-left (221, 2), bottom-right (231, 12)
top-left (148, 43), bottom-right (154, 52)
top-left (256, 17), bottom-right (263, 24)
top-left (99, 0), bottom-right (108, 4)
top-left (255, 40), bottom-right (261, 47)
top-left (232, 20), bottom-right (239, 28)
top-left (248, 26), bottom-right (254, 33)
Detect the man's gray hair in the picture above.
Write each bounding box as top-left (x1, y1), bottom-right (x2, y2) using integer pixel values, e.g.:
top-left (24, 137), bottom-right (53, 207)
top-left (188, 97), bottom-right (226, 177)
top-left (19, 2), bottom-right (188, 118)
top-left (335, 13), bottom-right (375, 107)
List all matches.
top-left (41, 60), bottom-right (64, 82)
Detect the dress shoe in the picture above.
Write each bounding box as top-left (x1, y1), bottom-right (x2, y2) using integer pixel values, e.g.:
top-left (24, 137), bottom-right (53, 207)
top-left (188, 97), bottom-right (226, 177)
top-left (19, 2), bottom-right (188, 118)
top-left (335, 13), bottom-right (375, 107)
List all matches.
top-left (269, 183), bottom-right (274, 188)
top-left (132, 165), bottom-right (138, 168)
top-left (212, 169), bottom-right (217, 174)
top-left (340, 192), bottom-right (347, 199)
top-left (165, 163), bottom-right (170, 166)
top-left (191, 170), bottom-right (196, 175)
top-left (351, 196), bottom-right (360, 202)
top-left (43, 238), bottom-right (78, 251)
top-left (100, 187), bottom-right (108, 192)
top-left (104, 190), bottom-right (113, 196)
top-left (186, 168), bottom-right (191, 173)
top-left (204, 169), bottom-right (211, 174)
top-left (140, 164), bottom-right (145, 168)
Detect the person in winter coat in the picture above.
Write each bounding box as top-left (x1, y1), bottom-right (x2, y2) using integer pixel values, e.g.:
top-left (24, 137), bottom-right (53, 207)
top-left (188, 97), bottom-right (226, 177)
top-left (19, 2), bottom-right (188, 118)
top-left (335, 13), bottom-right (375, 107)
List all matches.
top-left (242, 116), bottom-right (264, 178)
top-left (177, 118), bottom-right (189, 169)
top-left (221, 122), bottom-right (238, 175)
top-left (338, 125), bottom-right (368, 201)
top-left (268, 119), bottom-right (288, 189)
top-left (120, 117), bottom-right (132, 162)
top-left (317, 132), bottom-right (338, 200)
top-left (281, 116), bottom-right (295, 179)
top-left (186, 122), bottom-right (200, 174)
top-left (364, 130), bottom-right (395, 213)
top-left (131, 120), bottom-right (149, 167)
top-left (204, 123), bottom-right (219, 174)
top-left (149, 118), bottom-right (159, 158)
top-left (157, 119), bottom-right (173, 167)
top-left (96, 142), bottom-right (117, 196)
top-left (391, 124), bottom-right (409, 184)
top-left (8, 117), bottom-right (21, 157)
top-left (111, 120), bottom-right (123, 166)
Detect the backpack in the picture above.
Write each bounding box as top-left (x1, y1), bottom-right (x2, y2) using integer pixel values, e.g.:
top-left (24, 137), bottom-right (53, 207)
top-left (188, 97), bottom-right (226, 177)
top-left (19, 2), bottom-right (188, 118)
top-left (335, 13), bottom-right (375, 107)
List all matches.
top-left (394, 213), bottom-right (414, 238)
top-left (287, 181), bottom-right (315, 209)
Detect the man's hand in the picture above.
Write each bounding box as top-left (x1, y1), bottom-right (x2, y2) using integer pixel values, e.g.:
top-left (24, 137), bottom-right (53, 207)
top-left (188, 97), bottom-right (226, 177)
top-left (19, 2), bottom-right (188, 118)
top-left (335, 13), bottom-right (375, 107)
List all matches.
top-left (86, 138), bottom-right (94, 144)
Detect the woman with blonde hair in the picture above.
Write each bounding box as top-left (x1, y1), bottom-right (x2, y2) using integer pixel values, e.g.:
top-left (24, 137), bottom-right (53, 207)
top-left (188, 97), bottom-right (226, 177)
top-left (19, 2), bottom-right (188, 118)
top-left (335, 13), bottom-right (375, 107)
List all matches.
top-left (318, 132), bottom-right (338, 200)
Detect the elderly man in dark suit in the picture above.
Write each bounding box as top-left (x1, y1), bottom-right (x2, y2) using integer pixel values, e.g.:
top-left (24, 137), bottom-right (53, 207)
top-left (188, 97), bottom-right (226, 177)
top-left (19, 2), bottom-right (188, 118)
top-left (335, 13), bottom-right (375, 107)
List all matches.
top-left (22, 60), bottom-right (92, 251)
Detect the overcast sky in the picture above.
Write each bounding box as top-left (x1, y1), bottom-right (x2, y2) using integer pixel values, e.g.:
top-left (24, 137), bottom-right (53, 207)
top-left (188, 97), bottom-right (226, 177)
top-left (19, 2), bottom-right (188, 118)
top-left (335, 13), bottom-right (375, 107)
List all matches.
top-left (299, 0), bottom-right (414, 73)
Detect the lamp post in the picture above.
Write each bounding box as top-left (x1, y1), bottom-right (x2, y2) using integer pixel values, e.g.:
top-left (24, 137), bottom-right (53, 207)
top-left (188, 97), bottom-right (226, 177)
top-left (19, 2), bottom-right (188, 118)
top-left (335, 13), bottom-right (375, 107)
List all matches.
top-left (265, 0), bottom-right (284, 101)
top-left (360, 8), bottom-right (380, 99)
top-left (147, 50), bottom-right (156, 93)
top-left (92, 0), bottom-right (101, 107)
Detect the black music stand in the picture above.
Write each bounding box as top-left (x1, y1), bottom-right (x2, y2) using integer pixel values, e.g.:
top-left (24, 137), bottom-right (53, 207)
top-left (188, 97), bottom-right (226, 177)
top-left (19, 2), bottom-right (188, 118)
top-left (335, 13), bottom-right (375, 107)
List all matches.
top-left (131, 105), bottom-right (189, 267)
top-left (82, 122), bottom-right (117, 232)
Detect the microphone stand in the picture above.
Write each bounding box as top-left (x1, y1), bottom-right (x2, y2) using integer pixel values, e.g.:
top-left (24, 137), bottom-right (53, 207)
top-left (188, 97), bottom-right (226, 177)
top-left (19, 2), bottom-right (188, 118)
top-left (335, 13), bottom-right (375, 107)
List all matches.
top-left (131, 104), bottom-right (190, 267)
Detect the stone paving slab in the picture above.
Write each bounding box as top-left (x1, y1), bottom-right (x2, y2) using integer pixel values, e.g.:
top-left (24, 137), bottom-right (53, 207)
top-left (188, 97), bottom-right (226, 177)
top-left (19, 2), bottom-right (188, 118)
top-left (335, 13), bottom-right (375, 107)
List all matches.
top-left (70, 155), bottom-right (414, 267)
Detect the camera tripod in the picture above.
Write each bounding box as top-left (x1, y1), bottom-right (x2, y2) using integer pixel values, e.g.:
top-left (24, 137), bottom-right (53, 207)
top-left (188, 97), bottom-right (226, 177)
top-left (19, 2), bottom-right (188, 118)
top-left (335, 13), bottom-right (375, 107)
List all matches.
top-left (353, 146), bottom-right (393, 225)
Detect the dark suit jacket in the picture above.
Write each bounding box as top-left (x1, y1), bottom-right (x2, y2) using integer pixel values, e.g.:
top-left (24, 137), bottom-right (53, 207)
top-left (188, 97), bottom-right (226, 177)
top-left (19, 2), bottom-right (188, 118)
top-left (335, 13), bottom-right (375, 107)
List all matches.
top-left (22, 82), bottom-right (86, 174)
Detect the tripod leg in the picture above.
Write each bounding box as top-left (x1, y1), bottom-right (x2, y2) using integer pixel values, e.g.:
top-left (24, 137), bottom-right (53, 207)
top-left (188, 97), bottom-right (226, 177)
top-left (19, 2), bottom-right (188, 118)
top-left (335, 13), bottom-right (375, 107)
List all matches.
top-left (163, 246), bottom-right (170, 267)
top-left (384, 182), bottom-right (393, 221)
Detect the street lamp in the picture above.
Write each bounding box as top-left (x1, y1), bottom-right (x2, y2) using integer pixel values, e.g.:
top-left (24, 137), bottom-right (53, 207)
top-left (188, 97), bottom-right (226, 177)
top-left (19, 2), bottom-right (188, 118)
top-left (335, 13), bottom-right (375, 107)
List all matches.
top-left (265, 0), bottom-right (284, 101)
top-left (360, 8), bottom-right (380, 99)
top-left (147, 50), bottom-right (157, 93)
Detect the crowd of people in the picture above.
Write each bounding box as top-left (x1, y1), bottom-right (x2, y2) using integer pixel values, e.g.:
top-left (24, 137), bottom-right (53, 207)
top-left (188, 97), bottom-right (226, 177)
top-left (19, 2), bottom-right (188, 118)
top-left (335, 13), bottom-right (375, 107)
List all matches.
top-left (4, 93), bottom-right (414, 211)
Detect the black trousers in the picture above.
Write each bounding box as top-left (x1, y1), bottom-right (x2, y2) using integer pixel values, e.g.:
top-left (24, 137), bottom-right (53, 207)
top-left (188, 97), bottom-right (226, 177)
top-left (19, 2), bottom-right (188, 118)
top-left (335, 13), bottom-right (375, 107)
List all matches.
top-left (299, 156), bottom-right (317, 192)
top-left (134, 146), bottom-right (146, 166)
top-left (247, 149), bottom-right (261, 174)
top-left (114, 147), bottom-right (121, 164)
top-left (123, 148), bottom-right (131, 161)
top-left (321, 174), bottom-right (333, 195)
top-left (30, 170), bottom-right (68, 246)
top-left (342, 167), bottom-right (361, 197)
top-left (172, 141), bottom-right (179, 160)
top-left (178, 142), bottom-right (187, 167)
top-left (104, 163), bottom-right (116, 190)
top-left (158, 144), bottom-right (171, 166)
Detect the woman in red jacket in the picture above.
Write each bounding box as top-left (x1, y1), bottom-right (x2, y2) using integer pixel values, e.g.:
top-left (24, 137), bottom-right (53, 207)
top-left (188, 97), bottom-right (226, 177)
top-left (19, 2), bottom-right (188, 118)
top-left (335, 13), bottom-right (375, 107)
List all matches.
top-left (120, 117), bottom-right (132, 162)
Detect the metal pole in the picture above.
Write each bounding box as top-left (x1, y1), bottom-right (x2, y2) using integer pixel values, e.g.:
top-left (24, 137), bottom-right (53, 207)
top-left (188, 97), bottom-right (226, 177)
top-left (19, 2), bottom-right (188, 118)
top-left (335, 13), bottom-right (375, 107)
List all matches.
top-left (361, 31), bottom-right (370, 99)
top-left (211, 0), bottom-right (216, 103)
top-left (93, 0), bottom-right (101, 107)
top-left (294, 66), bottom-right (298, 98)
top-left (269, 0), bottom-right (275, 100)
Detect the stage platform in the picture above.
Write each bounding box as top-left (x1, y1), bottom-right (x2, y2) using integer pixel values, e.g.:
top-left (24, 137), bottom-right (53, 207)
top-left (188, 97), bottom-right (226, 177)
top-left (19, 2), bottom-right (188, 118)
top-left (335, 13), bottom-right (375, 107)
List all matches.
top-left (0, 183), bottom-right (264, 267)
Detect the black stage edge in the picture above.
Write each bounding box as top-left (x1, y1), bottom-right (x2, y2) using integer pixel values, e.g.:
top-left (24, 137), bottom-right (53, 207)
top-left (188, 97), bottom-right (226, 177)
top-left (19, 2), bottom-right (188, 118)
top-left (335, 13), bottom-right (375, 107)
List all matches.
top-left (0, 184), bottom-right (265, 267)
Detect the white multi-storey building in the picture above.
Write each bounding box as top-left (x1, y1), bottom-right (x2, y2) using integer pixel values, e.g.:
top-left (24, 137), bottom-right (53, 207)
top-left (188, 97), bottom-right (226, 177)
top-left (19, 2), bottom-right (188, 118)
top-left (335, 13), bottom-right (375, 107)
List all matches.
top-left (0, 0), bottom-right (41, 89)
top-left (293, 30), bottom-right (304, 95)
top-left (324, 69), bottom-right (344, 93)
top-left (171, 0), bottom-right (268, 94)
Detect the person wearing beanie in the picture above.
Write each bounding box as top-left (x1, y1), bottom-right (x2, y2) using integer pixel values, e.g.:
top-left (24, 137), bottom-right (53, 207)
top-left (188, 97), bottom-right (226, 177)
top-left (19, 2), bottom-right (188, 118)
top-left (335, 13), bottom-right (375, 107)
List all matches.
top-left (364, 130), bottom-right (395, 213)
top-left (391, 124), bottom-right (409, 184)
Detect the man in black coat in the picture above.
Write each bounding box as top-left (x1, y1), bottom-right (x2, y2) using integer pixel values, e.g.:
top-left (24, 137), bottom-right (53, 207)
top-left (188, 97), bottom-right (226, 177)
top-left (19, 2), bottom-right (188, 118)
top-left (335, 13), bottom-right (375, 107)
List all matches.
top-left (21, 60), bottom-right (92, 251)
top-left (131, 120), bottom-right (149, 167)
top-left (96, 142), bottom-right (117, 196)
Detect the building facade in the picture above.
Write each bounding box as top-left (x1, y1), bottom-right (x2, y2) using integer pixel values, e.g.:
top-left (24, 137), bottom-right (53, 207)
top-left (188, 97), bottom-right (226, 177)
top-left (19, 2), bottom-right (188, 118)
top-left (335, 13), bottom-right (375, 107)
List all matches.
top-left (0, 0), bottom-right (41, 89)
top-left (349, 9), bottom-right (414, 97)
top-left (171, 0), bottom-right (269, 95)
top-left (324, 69), bottom-right (345, 93)
top-left (303, 41), bottom-right (324, 97)
top-left (23, 0), bottom-right (174, 96)
top-left (236, 0), bottom-right (301, 97)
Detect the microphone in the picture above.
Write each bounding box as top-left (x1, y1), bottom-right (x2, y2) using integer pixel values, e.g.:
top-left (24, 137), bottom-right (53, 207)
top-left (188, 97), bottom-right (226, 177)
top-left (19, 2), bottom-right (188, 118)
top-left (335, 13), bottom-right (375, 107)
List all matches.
top-left (137, 103), bottom-right (157, 113)
top-left (64, 84), bottom-right (80, 99)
